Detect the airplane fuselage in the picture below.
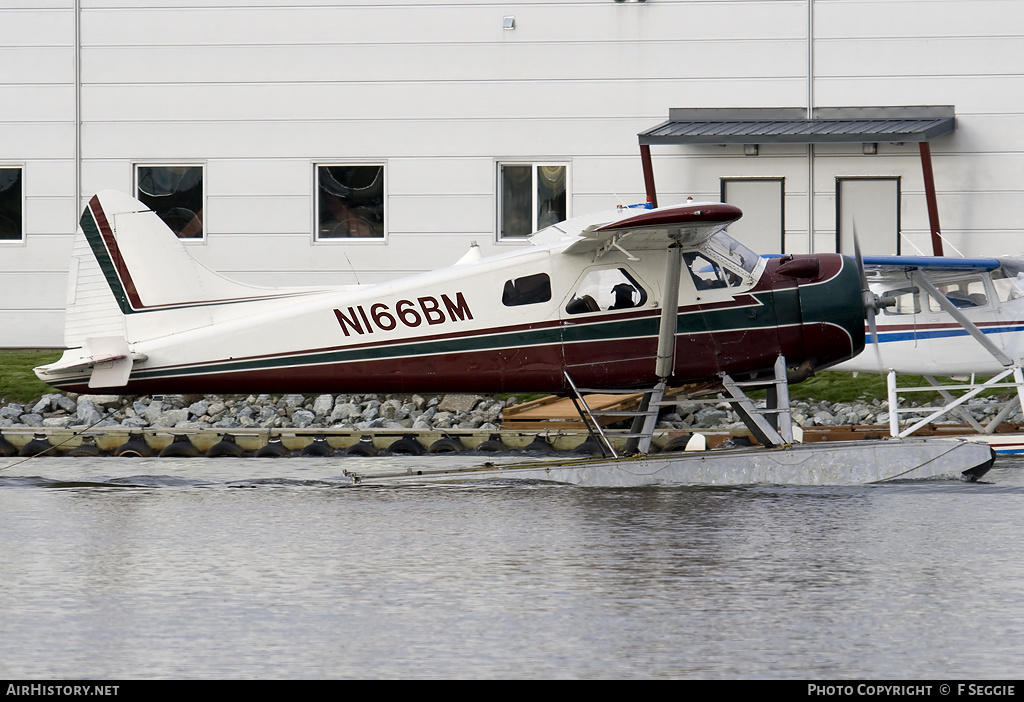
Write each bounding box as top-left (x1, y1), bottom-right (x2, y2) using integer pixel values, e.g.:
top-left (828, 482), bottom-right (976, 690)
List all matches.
top-left (38, 193), bottom-right (867, 395)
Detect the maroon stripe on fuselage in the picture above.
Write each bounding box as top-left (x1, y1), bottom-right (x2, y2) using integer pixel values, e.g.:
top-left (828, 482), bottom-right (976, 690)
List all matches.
top-left (61, 343), bottom-right (571, 395)
top-left (61, 325), bottom-right (826, 395)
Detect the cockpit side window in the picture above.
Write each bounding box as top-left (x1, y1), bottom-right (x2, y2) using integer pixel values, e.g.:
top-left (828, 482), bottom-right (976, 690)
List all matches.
top-left (683, 252), bottom-right (743, 290)
top-left (502, 273), bottom-right (552, 307)
top-left (709, 231), bottom-right (759, 274)
top-left (927, 278), bottom-right (989, 311)
top-left (565, 268), bottom-right (648, 315)
top-left (881, 287), bottom-right (921, 316)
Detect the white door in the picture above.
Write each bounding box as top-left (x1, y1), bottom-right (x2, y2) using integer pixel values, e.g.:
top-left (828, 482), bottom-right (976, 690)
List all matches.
top-left (721, 177), bottom-right (785, 254)
top-left (836, 177), bottom-right (900, 255)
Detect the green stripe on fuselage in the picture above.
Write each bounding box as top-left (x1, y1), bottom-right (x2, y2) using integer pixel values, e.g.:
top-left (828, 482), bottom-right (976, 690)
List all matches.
top-left (127, 292), bottom-right (798, 380)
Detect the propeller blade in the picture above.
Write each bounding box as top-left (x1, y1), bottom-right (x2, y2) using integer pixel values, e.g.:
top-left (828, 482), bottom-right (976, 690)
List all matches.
top-left (853, 221), bottom-right (866, 291)
top-left (853, 221), bottom-right (884, 369)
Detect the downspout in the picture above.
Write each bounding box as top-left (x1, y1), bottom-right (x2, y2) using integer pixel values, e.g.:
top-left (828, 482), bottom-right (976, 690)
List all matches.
top-left (74, 0), bottom-right (81, 216)
top-left (806, 0), bottom-right (815, 253)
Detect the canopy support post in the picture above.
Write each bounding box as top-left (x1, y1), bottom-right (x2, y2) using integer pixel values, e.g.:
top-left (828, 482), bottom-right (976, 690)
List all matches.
top-left (919, 141), bottom-right (944, 256)
top-left (640, 144), bottom-right (658, 209)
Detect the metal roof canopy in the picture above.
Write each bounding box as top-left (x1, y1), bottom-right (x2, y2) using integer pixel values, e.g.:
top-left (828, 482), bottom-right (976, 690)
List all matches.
top-left (636, 106), bottom-right (956, 255)
top-left (638, 106), bottom-right (956, 146)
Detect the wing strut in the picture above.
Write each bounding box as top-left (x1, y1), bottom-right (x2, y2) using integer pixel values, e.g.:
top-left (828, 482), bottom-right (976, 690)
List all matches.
top-left (624, 245), bottom-right (683, 453)
top-left (654, 245), bottom-right (682, 379)
top-left (910, 271), bottom-right (1013, 367)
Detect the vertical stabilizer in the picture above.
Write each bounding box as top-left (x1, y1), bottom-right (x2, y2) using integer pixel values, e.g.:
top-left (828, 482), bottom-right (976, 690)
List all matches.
top-left (64, 225), bottom-right (127, 348)
top-left (67, 190), bottom-right (325, 346)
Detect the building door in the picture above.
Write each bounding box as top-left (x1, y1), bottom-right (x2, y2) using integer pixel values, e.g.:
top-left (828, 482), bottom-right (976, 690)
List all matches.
top-left (836, 177), bottom-right (900, 255)
top-left (721, 177), bottom-right (785, 254)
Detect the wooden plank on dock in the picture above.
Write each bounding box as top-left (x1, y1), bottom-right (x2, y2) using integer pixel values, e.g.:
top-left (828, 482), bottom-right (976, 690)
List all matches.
top-left (501, 393), bottom-right (645, 429)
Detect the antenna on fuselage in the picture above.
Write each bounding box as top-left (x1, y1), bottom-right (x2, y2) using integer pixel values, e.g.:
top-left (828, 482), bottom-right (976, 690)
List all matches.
top-left (455, 241), bottom-right (483, 266)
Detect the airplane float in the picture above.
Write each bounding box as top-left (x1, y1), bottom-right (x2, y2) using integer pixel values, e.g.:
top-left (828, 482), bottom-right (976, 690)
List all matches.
top-left (31, 190), bottom-right (995, 484)
top-left (832, 254), bottom-right (1024, 452)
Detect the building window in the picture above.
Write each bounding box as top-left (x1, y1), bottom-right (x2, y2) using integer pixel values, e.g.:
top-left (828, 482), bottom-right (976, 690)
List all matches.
top-left (499, 163), bottom-right (567, 239)
top-left (317, 165), bottom-right (385, 239)
top-left (135, 165), bottom-right (204, 239)
top-left (0, 167), bottom-right (23, 241)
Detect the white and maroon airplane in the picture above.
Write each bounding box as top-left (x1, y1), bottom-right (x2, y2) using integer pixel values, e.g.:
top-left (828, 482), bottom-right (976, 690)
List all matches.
top-left (35, 190), bottom-right (867, 401)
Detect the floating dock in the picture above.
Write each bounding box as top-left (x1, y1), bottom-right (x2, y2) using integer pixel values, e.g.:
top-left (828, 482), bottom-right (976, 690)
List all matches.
top-left (0, 423), bottom-right (1018, 456)
top-left (342, 438), bottom-right (996, 487)
top-left (0, 425), bottom-right (998, 486)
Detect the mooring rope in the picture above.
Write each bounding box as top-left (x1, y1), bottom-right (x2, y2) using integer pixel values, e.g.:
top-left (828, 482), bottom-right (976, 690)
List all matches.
top-left (0, 399), bottom-right (130, 472)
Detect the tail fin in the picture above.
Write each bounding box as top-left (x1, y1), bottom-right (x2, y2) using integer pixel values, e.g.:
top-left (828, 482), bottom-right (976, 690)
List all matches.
top-left (40, 190), bottom-right (324, 388)
top-left (70, 190), bottom-right (274, 334)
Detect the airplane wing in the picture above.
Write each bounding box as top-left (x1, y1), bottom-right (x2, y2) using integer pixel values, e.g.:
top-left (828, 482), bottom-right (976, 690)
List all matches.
top-left (562, 202), bottom-right (742, 256)
top-left (863, 255), bottom-right (1002, 275)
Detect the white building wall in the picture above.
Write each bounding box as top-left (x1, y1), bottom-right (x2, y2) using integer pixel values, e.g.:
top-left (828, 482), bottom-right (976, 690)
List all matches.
top-left (1, 0), bottom-right (1022, 347)
top-left (0, 1), bottom-right (78, 347)
top-left (810, 0), bottom-right (1024, 257)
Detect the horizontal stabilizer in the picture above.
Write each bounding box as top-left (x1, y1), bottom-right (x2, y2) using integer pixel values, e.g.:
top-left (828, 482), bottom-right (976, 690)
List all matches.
top-left (34, 336), bottom-right (138, 389)
top-left (85, 336), bottom-right (133, 388)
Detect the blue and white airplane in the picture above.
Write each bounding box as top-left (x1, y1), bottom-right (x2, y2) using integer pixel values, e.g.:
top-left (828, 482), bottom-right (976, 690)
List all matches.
top-left (837, 254), bottom-right (1024, 376)
top-left (833, 254), bottom-right (1024, 450)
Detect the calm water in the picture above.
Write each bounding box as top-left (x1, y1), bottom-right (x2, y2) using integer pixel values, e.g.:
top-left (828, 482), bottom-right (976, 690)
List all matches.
top-left (1, 453), bottom-right (1023, 680)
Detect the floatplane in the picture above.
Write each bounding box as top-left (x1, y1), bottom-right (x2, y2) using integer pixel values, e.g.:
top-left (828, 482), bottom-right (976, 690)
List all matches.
top-left (833, 253), bottom-right (1024, 454)
top-left (32, 190), bottom-right (994, 484)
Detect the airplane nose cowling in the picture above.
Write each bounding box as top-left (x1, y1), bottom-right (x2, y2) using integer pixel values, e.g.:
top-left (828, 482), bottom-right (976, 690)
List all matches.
top-left (794, 254), bottom-right (867, 368)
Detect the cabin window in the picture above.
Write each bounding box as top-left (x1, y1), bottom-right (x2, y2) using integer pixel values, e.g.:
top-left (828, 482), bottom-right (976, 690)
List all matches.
top-left (498, 163), bottom-right (567, 239)
top-left (683, 252), bottom-right (743, 291)
top-left (927, 278), bottom-right (989, 311)
top-left (0, 167), bottom-right (22, 241)
top-left (881, 287), bottom-right (921, 316)
top-left (135, 165), bottom-right (204, 239)
top-left (316, 165), bottom-right (385, 239)
top-left (565, 268), bottom-right (647, 315)
top-left (502, 273), bottom-right (552, 307)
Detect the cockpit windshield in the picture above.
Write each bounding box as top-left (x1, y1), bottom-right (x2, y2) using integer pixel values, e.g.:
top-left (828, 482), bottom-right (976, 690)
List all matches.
top-left (708, 231), bottom-right (759, 274)
top-left (991, 258), bottom-right (1024, 302)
